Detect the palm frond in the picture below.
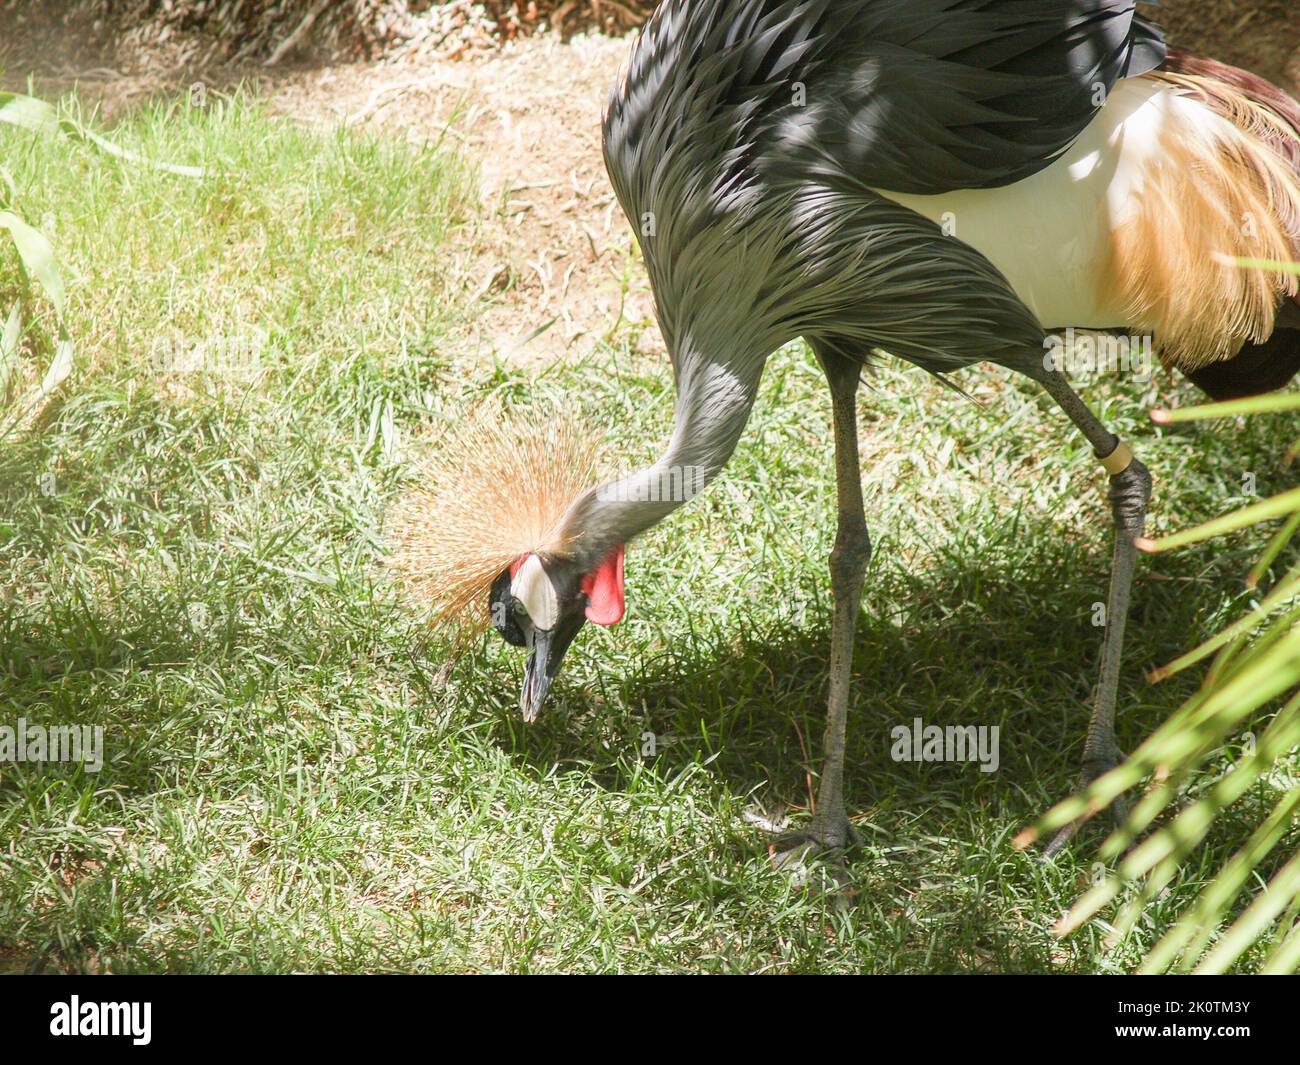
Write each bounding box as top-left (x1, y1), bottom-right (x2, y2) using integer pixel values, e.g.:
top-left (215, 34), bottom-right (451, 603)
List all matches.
top-left (1020, 388), bottom-right (1300, 973)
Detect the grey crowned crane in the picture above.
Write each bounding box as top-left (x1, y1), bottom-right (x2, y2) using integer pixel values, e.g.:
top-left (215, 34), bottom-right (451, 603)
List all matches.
top-left (477, 0), bottom-right (1300, 860)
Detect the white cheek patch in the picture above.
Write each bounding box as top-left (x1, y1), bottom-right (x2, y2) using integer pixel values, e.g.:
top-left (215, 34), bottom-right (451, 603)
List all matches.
top-left (510, 554), bottom-right (560, 631)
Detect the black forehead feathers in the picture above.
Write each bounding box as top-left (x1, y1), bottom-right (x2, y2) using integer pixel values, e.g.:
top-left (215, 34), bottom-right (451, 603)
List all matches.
top-left (489, 568), bottom-right (528, 647)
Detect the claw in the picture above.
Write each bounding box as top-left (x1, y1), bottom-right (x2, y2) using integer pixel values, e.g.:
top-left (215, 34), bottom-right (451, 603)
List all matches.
top-left (1039, 752), bottom-right (1128, 859)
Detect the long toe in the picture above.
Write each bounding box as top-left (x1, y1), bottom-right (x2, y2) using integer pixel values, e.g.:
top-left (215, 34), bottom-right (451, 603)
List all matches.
top-left (772, 835), bottom-right (859, 914)
top-left (1040, 750), bottom-right (1129, 859)
top-left (768, 816), bottom-right (860, 865)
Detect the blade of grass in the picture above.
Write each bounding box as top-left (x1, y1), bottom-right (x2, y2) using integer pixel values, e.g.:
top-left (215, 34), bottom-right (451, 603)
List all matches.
top-left (1247, 511), bottom-right (1300, 589)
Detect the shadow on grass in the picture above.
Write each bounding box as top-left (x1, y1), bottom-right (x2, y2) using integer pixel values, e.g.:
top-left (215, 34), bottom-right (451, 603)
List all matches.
top-left (513, 527), bottom-right (1206, 803)
top-left (0, 425), bottom-right (1253, 837)
top-left (475, 519), bottom-right (1255, 972)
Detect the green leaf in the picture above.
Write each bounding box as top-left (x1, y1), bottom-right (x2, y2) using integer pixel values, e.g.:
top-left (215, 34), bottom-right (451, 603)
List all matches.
top-left (1140, 487), bottom-right (1300, 553)
top-left (1195, 850), bottom-right (1300, 974)
top-left (1218, 255), bottom-right (1300, 276)
top-left (0, 338), bottom-right (74, 440)
top-left (1247, 511), bottom-right (1300, 590)
top-left (0, 91), bottom-right (59, 136)
top-left (37, 337), bottom-right (73, 397)
top-left (0, 209), bottom-right (66, 320)
top-left (0, 164), bottom-right (16, 210)
top-left (1151, 560), bottom-right (1300, 680)
top-left (1152, 390), bottom-right (1300, 424)
top-left (2, 89), bottom-right (205, 178)
top-left (60, 118), bottom-right (206, 179)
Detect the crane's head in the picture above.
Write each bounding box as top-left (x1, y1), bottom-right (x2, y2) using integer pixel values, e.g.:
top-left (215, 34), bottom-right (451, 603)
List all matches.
top-left (386, 405), bottom-right (624, 722)
top-left (488, 546), bottom-right (625, 721)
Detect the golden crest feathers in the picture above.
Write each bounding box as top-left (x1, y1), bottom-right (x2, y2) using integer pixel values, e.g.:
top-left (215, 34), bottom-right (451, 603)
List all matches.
top-left (386, 404), bottom-right (600, 635)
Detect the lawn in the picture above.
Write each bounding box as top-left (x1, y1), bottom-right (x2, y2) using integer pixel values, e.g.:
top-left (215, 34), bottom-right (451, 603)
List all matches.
top-left (0, 88), bottom-right (1294, 973)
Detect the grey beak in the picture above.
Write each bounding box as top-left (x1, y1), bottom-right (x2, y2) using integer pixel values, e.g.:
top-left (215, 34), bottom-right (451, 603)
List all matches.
top-left (520, 612), bottom-right (585, 722)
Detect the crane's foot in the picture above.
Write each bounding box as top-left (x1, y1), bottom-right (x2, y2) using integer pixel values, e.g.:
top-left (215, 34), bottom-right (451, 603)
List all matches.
top-left (768, 815), bottom-right (861, 870)
top-left (1041, 748), bottom-right (1128, 859)
top-left (765, 818), bottom-right (861, 908)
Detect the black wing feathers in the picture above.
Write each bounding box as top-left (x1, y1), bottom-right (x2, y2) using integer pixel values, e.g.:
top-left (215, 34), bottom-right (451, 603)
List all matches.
top-left (788, 0), bottom-right (1167, 192)
top-left (606, 0), bottom-right (1167, 197)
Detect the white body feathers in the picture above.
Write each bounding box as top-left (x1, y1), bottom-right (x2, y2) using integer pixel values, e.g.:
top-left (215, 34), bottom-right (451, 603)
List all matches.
top-left (875, 76), bottom-right (1299, 354)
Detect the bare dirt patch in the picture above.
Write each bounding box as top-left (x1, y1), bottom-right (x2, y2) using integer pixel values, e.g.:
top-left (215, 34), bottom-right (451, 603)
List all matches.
top-left (1155, 0), bottom-right (1300, 91)
top-left (271, 32), bottom-right (658, 364)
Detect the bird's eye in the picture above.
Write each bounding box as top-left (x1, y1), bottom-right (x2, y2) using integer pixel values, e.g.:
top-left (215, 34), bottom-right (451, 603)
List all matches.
top-left (511, 596), bottom-right (530, 620)
top-left (488, 569), bottom-right (528, 647)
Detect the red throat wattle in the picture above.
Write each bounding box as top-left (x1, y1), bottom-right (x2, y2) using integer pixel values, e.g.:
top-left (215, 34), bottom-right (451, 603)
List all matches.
top-left (582, 545), bottom-right (625, 625)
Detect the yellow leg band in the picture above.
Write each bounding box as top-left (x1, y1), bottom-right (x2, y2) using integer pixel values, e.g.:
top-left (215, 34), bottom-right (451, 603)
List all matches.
top-left (1099, 440), bottom-right (1134, 476)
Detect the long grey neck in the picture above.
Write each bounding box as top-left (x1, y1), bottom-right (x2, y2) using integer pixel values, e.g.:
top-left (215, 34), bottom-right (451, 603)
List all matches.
top-left (556, 352), bottom-right (766, 572)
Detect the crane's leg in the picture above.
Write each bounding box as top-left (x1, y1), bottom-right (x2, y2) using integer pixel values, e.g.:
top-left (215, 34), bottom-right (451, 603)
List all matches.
top-left (772, 350), bottom-right (869, 864)
top-left (1036, 369), bottom-right (1152, 856)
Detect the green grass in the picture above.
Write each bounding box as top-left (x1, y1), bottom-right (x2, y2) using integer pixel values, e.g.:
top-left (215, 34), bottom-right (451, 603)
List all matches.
top-left (1, 88), bottom-right (1297, 973)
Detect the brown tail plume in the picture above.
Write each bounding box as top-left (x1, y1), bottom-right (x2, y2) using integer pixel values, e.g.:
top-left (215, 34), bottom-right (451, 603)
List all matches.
top-left (1159, 47), bottom-right (1300, 399)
